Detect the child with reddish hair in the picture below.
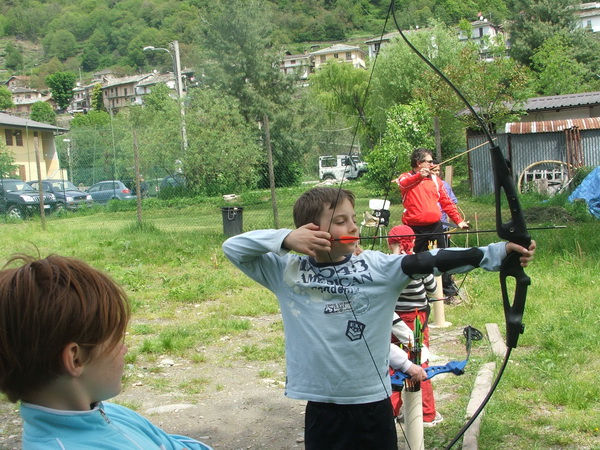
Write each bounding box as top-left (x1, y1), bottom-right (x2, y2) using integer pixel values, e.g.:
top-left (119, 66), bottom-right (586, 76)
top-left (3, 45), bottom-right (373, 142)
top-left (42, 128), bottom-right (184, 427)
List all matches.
top-left (0, 254), bottom-right (212, 449)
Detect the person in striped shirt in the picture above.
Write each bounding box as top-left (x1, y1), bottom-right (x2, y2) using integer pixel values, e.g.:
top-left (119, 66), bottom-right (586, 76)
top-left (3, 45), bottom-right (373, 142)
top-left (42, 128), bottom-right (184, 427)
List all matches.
top-left (388, 224), bottom-right (443, 427)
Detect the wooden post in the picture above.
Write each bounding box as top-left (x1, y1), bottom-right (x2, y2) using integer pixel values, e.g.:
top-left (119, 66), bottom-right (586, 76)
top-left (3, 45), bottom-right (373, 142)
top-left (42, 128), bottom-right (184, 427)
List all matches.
top-left (132, 130), bottom-right (143, 226)
top-left (430, 242), bottom-right (451, 328)
top-left (264, 114), bottom-right (279, 228)
top-left (33, 132), bottom-right (46, 231)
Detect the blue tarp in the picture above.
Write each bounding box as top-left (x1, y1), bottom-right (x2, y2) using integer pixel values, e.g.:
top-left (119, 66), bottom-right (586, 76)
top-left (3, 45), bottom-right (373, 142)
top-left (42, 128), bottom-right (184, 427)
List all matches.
top-left (568, 166), bottom-right (600, 219)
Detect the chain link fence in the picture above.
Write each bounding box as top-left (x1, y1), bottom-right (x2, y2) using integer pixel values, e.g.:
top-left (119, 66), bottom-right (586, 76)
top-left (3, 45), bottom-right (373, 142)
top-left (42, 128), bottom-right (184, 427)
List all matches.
top-left (3, 117), bottom-right (578, 247)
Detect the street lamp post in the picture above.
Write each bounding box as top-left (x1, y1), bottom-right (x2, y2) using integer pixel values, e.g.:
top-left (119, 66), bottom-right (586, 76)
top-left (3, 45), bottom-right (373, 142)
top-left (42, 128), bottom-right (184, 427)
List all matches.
top-left (143, 41), bottom-right (188, 152)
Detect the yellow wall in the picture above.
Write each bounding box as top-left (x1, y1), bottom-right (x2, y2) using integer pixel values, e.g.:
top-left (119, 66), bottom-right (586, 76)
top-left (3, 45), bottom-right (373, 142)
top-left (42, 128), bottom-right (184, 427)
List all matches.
top-left (1, 126), bottom-right (60, 181)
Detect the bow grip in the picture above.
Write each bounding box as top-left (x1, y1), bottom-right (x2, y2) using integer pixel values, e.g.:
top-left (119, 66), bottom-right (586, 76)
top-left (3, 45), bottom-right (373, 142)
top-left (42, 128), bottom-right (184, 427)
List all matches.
top-left (390, 360), bottom-right (467, 387)
top-left (500, 252), bottom-right (531, 349)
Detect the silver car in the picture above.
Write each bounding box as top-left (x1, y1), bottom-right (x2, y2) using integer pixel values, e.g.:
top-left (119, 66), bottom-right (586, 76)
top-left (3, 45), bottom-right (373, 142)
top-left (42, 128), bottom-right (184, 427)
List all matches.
top-left (86, 180), bottom-right (135, 204)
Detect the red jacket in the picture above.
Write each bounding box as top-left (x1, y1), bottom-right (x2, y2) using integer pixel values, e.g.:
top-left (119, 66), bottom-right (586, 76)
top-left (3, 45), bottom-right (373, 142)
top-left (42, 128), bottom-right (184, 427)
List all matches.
top-left (397, 171), bottom-right (462, 226)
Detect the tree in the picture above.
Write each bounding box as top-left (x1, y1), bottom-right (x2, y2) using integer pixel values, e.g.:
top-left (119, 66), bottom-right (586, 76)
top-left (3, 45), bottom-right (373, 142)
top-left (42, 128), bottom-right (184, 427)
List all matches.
top-left (310, 62), bottom-right (375, 149)
top-left (0, 145), bottom-right (18, 178)
top-left (508, 0), bottom-right (579, 65)
top-left (184, 88), bottom-right (263, 195)
top-left (364, 101), bottom-right (435, 194)
top-left (81, 46), bottom-right (101, 72)
top-left (200, 0), bottom-right (293, 122)
top-left (200, 0), bottom-right (306, 187)
top-left (43, 30), bottom-right (79, 61)
top-left (45, 72), bottom-right (77, 111)
top-left (91, 84), bottom-right (104, 111)
top-left (127, 83), bottom-right (182, 180)
top-left (0, 86), bottom-right (14, 111)
top-left (30, 102), bottom-right (56, 125)
top-left (531, 33), bottom-right (592, 95)
top-left (4, 42), bottom-right (23, 71)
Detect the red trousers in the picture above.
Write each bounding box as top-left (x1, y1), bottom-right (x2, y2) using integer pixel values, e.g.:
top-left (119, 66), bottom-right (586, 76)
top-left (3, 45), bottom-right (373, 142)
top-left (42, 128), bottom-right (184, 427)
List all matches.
top-left (390, 309), bottom-right (437, 422)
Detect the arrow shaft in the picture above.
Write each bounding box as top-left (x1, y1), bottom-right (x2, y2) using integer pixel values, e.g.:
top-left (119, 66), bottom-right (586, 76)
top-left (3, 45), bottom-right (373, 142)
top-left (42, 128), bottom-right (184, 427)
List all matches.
top-left (332, 225), bottom-right (565, 242)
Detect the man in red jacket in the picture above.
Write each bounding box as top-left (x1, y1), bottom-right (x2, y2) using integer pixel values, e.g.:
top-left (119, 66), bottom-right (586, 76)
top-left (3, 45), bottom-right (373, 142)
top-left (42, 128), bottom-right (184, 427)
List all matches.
top-left (395, 148), bottom-right (469, 254)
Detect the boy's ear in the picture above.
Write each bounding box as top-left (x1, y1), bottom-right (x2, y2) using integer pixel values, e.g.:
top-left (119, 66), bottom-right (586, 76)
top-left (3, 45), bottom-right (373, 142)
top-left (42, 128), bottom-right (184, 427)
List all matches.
top-left (61, 343), bottom-right (85, 377)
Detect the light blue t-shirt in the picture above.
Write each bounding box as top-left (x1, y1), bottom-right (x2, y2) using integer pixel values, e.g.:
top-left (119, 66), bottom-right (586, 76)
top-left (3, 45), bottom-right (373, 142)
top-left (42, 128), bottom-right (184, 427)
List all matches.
top-left (21, 401), bottom-right (212, 449)
top-left (223, 229), bottom-right (506, 404)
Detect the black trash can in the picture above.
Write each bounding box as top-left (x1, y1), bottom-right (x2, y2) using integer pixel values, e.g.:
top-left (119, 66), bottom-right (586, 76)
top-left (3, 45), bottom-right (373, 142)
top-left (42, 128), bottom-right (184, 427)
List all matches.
top-left (221, 207), bottom-right (243, 237)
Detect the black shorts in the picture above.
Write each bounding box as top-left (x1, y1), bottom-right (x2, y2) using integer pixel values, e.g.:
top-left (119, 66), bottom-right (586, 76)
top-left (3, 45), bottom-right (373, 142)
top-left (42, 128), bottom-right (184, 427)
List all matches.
top-left (304, 398), bottom-right (397, 450)
top-left (411, 222), bottom-right (446, 253)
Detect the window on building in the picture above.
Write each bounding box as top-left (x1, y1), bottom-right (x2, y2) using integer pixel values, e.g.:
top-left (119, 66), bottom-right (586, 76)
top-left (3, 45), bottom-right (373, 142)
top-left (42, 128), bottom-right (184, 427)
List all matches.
top-left (124, 87), bottom-right (128, 96)
top-left (333, 53), bottom-right (339, 59)
top-left (346, 52), bottom-right (352, 60)
top-left (13, 130), bottom-right (23, 146)
top-left (291, 59), bottom-right (296, 64)
top-left (587, 20), bottom-right (593, 28)
top-left (5, 129), bottom-right (13, 146)
top-left (320, 55), bottom-right (326, 63)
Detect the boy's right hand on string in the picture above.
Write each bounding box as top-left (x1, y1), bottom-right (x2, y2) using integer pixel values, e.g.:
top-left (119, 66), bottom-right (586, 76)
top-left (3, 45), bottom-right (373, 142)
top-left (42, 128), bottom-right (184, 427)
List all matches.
top-left (284, 224), bottom-right (331, 257)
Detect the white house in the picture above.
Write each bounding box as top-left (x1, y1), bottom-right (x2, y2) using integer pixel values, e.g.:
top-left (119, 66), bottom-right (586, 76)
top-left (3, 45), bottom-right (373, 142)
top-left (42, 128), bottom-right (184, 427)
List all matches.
top-left (280, 52), bottom-right (311, 79)
top-left (309, 44), bottom-right (366, 70)
top-left (575, 2), bottom-right (600, 31)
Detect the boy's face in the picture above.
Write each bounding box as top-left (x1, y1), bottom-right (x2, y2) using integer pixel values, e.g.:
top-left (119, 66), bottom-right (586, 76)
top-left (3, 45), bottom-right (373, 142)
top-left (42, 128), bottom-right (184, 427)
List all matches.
top-left (315, 198), bottom-right (358, 262)
top-left (80, 339), bottom-right (128, 405)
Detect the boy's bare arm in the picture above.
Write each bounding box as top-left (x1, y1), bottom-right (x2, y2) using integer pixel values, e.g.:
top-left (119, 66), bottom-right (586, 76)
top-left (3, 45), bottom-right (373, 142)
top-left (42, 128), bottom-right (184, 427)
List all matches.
top-left (283, 224), bottom-right (332, 257)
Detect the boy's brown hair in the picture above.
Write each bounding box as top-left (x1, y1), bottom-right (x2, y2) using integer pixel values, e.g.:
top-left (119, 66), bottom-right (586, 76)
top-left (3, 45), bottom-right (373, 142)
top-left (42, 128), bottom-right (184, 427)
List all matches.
top-left (293, 187), bottom-right (355, 228)
top-left (0, 254), bottom-right (130, 403)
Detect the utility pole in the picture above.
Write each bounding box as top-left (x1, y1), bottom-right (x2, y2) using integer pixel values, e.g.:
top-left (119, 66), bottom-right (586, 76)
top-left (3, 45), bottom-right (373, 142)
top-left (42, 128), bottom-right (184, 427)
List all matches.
top-left (170, 40), bottom-right (188, 153)
top-left (143, 41), bottom-right (188, 153)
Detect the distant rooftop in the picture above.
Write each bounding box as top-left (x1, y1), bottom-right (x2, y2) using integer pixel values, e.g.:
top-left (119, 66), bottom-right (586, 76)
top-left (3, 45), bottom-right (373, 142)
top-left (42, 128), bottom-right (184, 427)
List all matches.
top-left (523, 91), bottom-right (600, 112)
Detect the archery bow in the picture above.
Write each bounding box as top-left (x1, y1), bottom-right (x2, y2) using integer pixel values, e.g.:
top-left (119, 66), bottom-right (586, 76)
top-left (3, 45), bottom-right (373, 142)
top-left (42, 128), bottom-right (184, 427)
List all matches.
top-left (389, 1), bottom-right (532, 448)
top-left (390, 325), bottom-right (481, 385)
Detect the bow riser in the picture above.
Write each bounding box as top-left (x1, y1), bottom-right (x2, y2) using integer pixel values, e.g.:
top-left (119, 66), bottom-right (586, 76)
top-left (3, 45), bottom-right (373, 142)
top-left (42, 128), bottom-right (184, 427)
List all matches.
top-left (490, 144), bottom-right (532, 349)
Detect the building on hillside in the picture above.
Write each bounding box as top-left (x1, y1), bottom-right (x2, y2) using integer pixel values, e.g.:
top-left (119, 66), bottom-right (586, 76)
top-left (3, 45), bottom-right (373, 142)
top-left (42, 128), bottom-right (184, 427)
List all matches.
top-left (457, 16), bottom-right (509, 60)
top-left (0, 112), bottom-right (67, 181)
top-left (10, 91), bottom-right (54, 116)
top-left (364, 31), bottom-right (400, 59)
top-left (575, 2), bottom-right (600, 31)
top-left (280, 52), bottom-right (311, 79)
top-left (364, 18), bottom-right (509, 62)
top-left (69, 82), bottom-right (100, 114)
top-left (102, 74), bottom-right (153, 111)
top-left (134, 72), bottom-right (178, 105)
top-left (2, 76), bottom-right (31, 89)
top-left (309, 44), bottom-right (366, 70)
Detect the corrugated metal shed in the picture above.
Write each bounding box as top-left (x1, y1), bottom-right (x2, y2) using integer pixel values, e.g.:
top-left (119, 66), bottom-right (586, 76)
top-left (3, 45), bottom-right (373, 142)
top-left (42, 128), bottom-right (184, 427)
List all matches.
top-left (468, 119), bottom-right (600, 196)
top-left (505, 117), bottom-right (600, 134)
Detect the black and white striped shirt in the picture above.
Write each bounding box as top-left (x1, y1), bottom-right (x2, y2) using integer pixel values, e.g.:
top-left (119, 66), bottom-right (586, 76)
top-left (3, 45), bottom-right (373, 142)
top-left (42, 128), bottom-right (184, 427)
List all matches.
top-left (395, 274), bottom-right (437, 311)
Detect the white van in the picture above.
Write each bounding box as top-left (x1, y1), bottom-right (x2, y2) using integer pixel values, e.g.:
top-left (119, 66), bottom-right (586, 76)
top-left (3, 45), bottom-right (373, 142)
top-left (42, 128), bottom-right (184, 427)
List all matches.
top-left (318, 155), bottom-right (368, 181)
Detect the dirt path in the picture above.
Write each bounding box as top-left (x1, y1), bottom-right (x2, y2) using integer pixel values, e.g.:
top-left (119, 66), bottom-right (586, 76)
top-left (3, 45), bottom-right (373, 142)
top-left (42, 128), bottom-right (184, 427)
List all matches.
top-left (0, 315), bottom-right (470, 450)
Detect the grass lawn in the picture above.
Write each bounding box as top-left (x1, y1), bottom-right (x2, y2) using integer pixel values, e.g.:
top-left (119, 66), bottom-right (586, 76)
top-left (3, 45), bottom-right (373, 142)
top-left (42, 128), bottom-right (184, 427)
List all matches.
top-left (0, 186), bottom-right (598, 448)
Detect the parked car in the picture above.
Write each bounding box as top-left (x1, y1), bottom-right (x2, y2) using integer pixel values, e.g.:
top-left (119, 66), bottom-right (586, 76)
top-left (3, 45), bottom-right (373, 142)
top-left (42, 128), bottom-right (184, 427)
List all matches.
top-left (27, 179), bottom-right (93, 211)
top-left (318, 154), bottom-right (368, 181)
top-left (0, 178), bottom-right (57, 219)
top-left (85, 180), bottom-right (135, 204)
top-left (160, 173), bottom-right (187, 189)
